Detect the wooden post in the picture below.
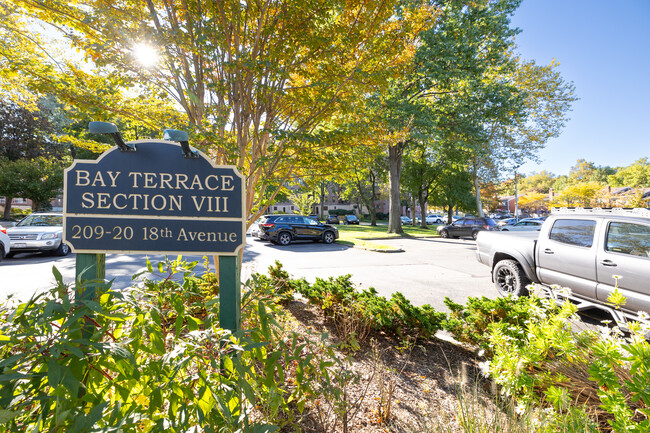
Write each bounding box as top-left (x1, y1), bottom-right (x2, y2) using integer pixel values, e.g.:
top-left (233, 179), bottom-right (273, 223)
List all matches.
top-left (75, 253), bottom-right (106, 301)
top-left (219, 255), bottom-right (241, 334)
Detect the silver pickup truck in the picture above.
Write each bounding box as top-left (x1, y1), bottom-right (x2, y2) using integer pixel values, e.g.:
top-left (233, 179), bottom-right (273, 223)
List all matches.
top-left (476, 208), bottom-right (650, 318)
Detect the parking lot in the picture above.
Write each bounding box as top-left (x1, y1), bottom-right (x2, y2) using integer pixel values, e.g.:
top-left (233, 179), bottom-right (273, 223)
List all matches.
top-left (0, 235), bottom-right (496, 311)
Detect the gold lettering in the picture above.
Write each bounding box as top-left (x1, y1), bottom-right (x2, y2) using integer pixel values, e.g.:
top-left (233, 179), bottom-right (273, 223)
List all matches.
top-left (143, 173), bottom-right (157, 188)
top-left (177, 228), bottom-right (188, 241)
top-left (96, 192), bottom-right (111, 209)
top-left (113, 193), bottom-right (128, 210)
top-left (81, 192), bottom-right (94, 208)
top-left (169, 195), bottom-right (182, 211)
top-left (229, 232), bottom-right (237, 242)
top-left (129, 194), bottom-right (142, 210)
top-left (175, 173), bottom-right (189, 189)
top-left (191, 196), bottom-right (205, 211)
top-left (129, 172), bottom-right (143, 187)
top-left (197, 232), bottom-right (205, 241)
top-left (189, 174), bottom-right (204, 190)
top-left (151, 194), bottom-right (166, 211)
top-left (221, 175), bottom-right (234, 191)
top-left (159, 173), bottom-right (174, 189)
top-left (91, 171), bottom-right (106, 187)
top-left (205, 175), bottom-right (219, 190)
top-left (76, 170), bottom-right (90, 187)
top-left (106, 171), bottom-right (120, 187)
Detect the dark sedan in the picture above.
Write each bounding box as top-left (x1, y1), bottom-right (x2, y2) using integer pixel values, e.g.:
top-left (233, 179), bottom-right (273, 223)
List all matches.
top-left (342, 215), bottom-right (360, 225)
top-left (436, 217), bottom-right (498, 240)
top-left (253, 214), bottom-right (339, 246)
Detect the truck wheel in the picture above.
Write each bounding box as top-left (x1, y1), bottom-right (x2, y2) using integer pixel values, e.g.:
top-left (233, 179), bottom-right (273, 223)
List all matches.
top-left (493, 260), bottom-right (530, 297)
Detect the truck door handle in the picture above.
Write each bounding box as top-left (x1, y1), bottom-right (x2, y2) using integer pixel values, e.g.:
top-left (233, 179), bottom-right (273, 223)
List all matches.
top-left (601, 260), bottom-right (617, 267)
top-left (543, 248), bottom-right (554, 254)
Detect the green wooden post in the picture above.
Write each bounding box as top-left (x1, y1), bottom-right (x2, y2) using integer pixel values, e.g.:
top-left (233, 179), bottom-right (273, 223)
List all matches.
top-left (219, 255), bottom-right (241, 334)
top-left (75, 253), bottom-right (106, 301)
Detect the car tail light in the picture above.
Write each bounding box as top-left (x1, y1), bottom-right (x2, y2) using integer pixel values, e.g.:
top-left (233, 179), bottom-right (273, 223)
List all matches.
top-left (262, 223), bottom-right (275, 228)
top-left (0, 227), bottom-right (5, 234)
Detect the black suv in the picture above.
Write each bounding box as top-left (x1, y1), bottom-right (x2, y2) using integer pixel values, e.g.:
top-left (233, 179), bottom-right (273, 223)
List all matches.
top-left (254, 214), bottom-right (339, 246)
top-left (436, 217), bottom-right (498, 240)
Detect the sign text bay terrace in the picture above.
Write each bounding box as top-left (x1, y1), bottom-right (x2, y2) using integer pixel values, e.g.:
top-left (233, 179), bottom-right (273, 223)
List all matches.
top-left (64, 140), bottom-right (245, 255)
top-left (74, 170), bottom-right (236, 213)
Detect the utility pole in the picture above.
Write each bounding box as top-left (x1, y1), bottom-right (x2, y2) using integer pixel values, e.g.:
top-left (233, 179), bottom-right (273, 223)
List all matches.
top-left (514, 166), bottom-right (519, 221)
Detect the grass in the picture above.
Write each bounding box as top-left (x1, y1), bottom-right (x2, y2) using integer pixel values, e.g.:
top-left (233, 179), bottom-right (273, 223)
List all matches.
top-left (336, 222), bottom-right (440, 251)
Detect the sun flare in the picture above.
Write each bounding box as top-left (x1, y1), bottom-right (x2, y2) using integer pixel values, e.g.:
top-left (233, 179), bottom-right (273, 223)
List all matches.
top-left (132, 43), bottom-right (158, 67)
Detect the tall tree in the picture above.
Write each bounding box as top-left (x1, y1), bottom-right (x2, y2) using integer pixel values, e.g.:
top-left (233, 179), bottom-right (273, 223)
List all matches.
top-left (0, 98), bottom-right (66, 217)
top-left (0, 157), bottom-right (67, 212)
top-left (402, 141), bottom-right (440, 228)
top-left (518, 170), bottom-right (557, 194)
top-left (5, 0), bottom-right (428, 227)
top-left (608, 158), bottom-right (650, 188)
top-left (377, 0), bottom-right (524, 232)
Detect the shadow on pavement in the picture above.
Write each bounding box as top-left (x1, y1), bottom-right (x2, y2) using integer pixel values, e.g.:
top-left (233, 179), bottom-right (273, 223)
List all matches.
top-left (1, 252), bottom-right (74, 266)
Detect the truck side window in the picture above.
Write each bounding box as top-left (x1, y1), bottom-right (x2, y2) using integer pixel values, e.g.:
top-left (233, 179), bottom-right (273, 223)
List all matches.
top-left (549, 219), bottom-right (596, 248)
top-left (606, 222), bottom-right (650, 258)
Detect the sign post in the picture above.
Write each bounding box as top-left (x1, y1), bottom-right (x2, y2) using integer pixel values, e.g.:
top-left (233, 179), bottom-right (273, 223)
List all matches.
top-left (64, 124), bottom-right (246, 333)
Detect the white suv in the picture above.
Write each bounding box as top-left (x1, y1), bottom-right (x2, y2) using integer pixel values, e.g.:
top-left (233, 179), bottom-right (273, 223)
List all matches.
top-left (0, 225), bottom-right (9, 261)
top-left (6, 213), bottom-right (70, 257)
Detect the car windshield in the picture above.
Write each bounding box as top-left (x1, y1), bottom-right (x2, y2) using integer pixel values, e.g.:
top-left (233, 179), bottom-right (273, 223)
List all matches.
top-left (17, 214), bottom-right (63, 227)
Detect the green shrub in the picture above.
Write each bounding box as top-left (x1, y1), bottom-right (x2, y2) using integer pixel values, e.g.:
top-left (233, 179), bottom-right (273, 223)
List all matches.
top-left (0, 258), bottom-right (360, 432)
top-left (463, 287), bottom-right (650, 432)
top-left (443, 295), bottom-right (557, 354)
top-left (262, 262), bottom-right (445, 343)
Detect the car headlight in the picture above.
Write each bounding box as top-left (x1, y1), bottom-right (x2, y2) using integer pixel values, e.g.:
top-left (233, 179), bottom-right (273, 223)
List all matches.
top-left (41, 233), bottom-right (60, 240)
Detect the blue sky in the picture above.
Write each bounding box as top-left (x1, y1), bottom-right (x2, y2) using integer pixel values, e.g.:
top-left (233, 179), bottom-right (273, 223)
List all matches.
top-left (511, 0), bottom-right (650, 177)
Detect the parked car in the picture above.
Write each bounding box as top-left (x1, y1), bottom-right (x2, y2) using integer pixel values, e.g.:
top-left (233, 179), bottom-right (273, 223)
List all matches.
top-left (425, 214), bottom-right (444, 224)
top-left (500, 219), bottom-right (544, 232)
top-left (497, 217), bottom-right (518, 227)
top-left (400, 216), bottom-right (412, 225)
top-left (342, 215), bottom-right (360, 225)
top-left (325, 215), bottom-right (340, 224)
top-left (6, 212), bottom-right (70, 257)
top-left (475, 208), bottom-right (650, 324)
top-left (436, 217), bottom-right (498, 240)
top-left (0, 227), bottom-right (9, 261)
top-left (253, 214), bottom-right (339, 246)
top-left (444, 215), bottom-right (463, 224)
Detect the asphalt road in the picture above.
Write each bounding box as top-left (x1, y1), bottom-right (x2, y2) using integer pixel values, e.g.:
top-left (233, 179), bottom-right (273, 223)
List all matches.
top-left (0, 235), bottom-right (496, 311)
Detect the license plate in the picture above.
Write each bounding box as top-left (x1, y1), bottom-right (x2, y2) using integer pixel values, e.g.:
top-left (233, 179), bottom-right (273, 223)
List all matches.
top-left (13, 243), bottom-right (26, 248)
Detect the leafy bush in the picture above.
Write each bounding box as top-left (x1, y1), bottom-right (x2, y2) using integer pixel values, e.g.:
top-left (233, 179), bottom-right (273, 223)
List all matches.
top-left (327, 209), bottom-right (354, 216)
top-left (443, 295), bottom-right (559, 354)
top-left (0, 258), bottom-right (362, 432)
top-left (264, 262), bottom-right (446, 344)
top-left (458, 286), bottom-right (650, 432)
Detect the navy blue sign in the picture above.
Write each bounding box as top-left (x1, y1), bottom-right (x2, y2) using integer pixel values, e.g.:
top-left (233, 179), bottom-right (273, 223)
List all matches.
top-left (63, 140), bottom-right (245, 255)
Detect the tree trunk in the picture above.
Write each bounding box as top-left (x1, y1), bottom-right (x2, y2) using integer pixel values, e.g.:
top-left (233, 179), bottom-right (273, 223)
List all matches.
top-left (369, 171), bottom-right (378, 226)
top-left (419, 197), bottom-right (427, 228)
top-left (2, 197), bottom-right (12, 220)
top-left (387, 143), bottom-right (404, 234)
top-left (411, 196), bottom-right (416, 226)
top-left (319, 182), bottom-right (326, 220)
top-left (471, 160), bottom-right (484, 217)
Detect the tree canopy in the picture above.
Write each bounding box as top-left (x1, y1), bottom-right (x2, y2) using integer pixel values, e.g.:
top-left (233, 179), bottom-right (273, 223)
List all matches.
top-left (4, 0), bottom-right (430, 225)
